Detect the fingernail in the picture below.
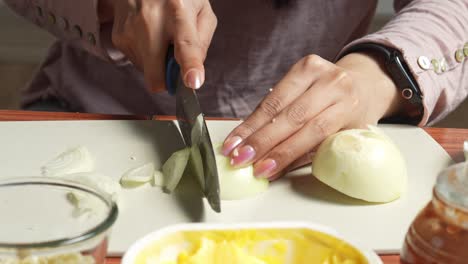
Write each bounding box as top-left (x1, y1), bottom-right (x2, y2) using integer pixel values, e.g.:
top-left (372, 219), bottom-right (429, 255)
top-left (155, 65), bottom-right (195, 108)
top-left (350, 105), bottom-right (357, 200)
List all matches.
top-left (230, 145), bottom-right (256, 167)
top-left (184, 69), bottom-right (203, 89)
top-left (222, 136), bottom-right (242, 156)
top-left (254, 159), bottom-right (277, 178)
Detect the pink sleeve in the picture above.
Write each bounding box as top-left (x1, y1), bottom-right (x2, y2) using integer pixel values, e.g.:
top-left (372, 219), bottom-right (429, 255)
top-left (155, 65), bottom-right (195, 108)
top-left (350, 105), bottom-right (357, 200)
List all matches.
top-left (4, 0), bottom-right (125, 63)
top-left (340, 0), bottom-right (468, 126)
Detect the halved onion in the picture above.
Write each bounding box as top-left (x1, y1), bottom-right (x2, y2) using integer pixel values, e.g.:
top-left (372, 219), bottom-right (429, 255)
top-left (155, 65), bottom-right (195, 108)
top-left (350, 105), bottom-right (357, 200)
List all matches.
top-left (120, 162), bottom-right (155, 188)
top-left (41, 146), bottom-right (94, 177)
top-left (312, 125), bottom-right (407, 203)
top-left (213, 144), bottom-right (269, 200)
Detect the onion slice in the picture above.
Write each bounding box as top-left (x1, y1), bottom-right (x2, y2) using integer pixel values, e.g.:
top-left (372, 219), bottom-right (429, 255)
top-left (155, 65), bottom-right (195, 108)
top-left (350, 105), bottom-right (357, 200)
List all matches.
top-left (41, 146), bottom-right (94, 177)
top-left (153, 170), bottom-right (164, 187)
top-left (120, 162), bottom-right (155, 188)
top-left (62, 172), bottom-right (121, 203)
top-left (162, 147), bottom-right (191, 193)
top-left (188, 146), bottom-right (205, 190)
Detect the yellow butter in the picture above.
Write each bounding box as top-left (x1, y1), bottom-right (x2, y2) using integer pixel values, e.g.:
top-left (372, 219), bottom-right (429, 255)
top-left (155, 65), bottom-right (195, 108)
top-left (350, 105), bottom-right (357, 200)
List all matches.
top-left (134, 229), bottom-right (368, 264)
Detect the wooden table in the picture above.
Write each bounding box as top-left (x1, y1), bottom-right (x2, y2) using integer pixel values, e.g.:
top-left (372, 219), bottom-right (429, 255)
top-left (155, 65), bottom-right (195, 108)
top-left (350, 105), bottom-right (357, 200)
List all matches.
top-left (1, 110), bottom-right (467, 264)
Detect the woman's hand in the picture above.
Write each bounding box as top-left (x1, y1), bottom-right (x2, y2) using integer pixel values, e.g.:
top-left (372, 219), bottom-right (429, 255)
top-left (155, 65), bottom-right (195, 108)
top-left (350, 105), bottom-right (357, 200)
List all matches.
top-left (100, 0), bottom-right (217, 91)
top-left (222, 53), bottom-right (405, 180)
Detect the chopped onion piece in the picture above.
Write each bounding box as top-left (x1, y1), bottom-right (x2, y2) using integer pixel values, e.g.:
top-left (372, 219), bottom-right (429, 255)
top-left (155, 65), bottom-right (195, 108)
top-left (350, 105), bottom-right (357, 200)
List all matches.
top-left (162, 147), bottom-right (191, 193)
top-left (41, 146), bottom-right (94, 177)
top-left (62, 172), bottom-right (121, 203)
top-left (190, 114), bottom-right (204, 147)
top-left (120, 162), bottom-right (155, 188)
top-left (188, 146), bottom-right (205, 190)
top-left (66, 191), bottom-right (99, 217)
top-left (153, 170), bottom-right (164, 187)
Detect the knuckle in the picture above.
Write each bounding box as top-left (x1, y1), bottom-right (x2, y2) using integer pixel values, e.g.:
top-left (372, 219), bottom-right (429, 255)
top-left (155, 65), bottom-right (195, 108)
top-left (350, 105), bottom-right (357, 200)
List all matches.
top-left (336, 70), bottom-right (352, 85)
top-left (286, 103), bottom-right (307, 127)
top-left (312, 117), bottom-right (333, 140)
top-left (258, 96), bottom-right (283, 118)
top-left (234, 122), bottom-right (257, 139)
top-left (175, 39), bottom-right (202, 54)
top-left (212, 14), bottom-right (218, 27)
top-left (270, 148), bottom-right (294, 168)
top-left (200, 40), bottom-right (210, 54)
top-left (301, 54), bottom-right (324, 69)
top-left (249, 133), bottom-right (273, 150)
top-left (168, 0), bottom-right (184, 11)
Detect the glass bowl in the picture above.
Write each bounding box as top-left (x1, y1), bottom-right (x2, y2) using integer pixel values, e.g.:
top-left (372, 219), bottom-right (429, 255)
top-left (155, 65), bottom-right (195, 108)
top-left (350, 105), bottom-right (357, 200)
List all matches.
top-left (0, 177), bottom-right (118, 263)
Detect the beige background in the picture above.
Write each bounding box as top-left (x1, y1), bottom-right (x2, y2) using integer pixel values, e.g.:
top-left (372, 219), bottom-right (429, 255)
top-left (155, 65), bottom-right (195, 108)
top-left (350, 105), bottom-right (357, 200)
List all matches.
top-left (0, 1), bottom-right (466, 127)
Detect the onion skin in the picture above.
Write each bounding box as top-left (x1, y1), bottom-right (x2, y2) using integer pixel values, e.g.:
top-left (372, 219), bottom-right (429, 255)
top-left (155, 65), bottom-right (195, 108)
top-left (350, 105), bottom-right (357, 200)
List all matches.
top-left (312, 127), bottom-right (407, 203)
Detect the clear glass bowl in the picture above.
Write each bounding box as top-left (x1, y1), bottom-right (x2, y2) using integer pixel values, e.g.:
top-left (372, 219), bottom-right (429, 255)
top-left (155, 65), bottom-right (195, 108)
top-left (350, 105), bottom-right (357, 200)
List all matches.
top-left (0, 177), bottom-right (118, 263)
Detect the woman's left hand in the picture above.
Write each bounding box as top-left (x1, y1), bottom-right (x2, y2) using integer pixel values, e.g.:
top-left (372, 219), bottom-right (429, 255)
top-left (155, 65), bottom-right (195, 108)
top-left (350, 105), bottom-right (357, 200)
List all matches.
top-left (221, 52), bottom-right (405, 180)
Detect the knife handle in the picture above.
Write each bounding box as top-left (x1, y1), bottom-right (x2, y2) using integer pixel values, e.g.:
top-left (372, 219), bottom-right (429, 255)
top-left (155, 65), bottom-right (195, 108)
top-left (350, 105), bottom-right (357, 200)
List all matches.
top-left (165, 44), bottom-right (180, 96)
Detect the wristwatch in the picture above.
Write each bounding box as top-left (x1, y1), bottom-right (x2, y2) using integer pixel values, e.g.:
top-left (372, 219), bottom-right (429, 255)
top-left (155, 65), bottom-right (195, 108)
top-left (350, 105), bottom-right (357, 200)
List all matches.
top-left (338, 43), bottom-right (424, 125)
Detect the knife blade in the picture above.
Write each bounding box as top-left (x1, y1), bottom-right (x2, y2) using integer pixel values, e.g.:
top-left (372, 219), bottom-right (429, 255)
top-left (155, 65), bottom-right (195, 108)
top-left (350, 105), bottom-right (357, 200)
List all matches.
top-left (166, 45), bottom-right (221, 213)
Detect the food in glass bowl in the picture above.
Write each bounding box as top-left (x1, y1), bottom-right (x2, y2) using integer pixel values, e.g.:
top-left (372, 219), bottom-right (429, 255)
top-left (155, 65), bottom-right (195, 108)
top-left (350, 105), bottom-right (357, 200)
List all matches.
top-left (0, 177), bottom-right (118, 263)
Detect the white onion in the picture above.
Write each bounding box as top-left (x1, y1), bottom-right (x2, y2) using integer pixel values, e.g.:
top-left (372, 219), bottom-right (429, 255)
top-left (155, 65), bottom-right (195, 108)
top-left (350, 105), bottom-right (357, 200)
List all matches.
top-left (162, 147), bottom-right (191, 193)
top-left (213, 144), bottom-right (269, 200)
top-left (153, 170), bottom-right (164, 187)
top-left (120, 162), bottom-right (155, 188)
top-left (66, 191), bottom-right (100, 217)
top-left (62, 172), bottom-right (121, 203)
top-left (312, 126), bottom-right (407, 203)
top-left (188, 146), bottom-right (205, 190)
top-left (41, 146), bottom-right (94, 177)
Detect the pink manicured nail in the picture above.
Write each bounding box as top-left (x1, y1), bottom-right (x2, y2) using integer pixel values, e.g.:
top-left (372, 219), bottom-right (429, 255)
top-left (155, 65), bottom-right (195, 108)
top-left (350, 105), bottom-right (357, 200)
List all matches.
top-left (230, 145), bottom-right (256, 167)
top-left (222, 136), bottom-right (242, 156)
top-left (254, 159), bottom-right (277, 178)
top-left (184, 69), bottom-right (203, 89)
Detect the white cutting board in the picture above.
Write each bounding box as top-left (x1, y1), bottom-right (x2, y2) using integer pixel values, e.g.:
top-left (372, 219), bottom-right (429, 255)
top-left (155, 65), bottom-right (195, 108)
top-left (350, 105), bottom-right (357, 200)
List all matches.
top-left (0, 120), bottom-right (453, 255)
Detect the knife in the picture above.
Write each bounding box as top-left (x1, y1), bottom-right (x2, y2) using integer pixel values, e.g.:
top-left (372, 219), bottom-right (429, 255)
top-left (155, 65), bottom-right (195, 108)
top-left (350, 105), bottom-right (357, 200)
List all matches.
top-left (165, 45), bottom-right (221, 213)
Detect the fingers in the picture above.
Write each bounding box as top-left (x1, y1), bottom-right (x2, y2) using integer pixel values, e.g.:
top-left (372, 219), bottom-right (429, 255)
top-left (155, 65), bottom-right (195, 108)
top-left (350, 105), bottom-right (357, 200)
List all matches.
top-left (169, 0), bottom-right (207, 89)
top-left (111, 0), bottom-right (216, 92)
top-left (112, 0), bottom-right (168, 91)
top-left (222, 55), bottom-right (334, 155)
top-left (254, 102), bottom-right (349, 179)
top-left (233, 69), bottom-right (351, 167)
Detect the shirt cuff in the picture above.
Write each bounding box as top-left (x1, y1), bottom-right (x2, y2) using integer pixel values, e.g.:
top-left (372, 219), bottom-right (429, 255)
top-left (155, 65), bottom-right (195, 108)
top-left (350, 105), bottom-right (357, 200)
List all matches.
top-left (336, 34), bottom-right (454, 127)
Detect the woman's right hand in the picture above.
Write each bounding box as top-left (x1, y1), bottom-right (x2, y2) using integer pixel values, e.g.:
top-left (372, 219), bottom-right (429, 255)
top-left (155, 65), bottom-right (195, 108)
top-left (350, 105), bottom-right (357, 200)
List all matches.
top-left (102, 0), bottom-right (217, 91)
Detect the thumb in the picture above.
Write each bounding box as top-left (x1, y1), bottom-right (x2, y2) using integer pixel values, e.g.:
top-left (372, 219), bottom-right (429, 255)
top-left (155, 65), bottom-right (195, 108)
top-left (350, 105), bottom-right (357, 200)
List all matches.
top-left (169, 0), bottom-right (206, 89)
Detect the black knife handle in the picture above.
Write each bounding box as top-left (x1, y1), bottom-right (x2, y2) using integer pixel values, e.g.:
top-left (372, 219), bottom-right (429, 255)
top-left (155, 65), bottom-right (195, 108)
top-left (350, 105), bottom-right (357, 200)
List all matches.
top-left (165, 45), bottom-right (180, 96)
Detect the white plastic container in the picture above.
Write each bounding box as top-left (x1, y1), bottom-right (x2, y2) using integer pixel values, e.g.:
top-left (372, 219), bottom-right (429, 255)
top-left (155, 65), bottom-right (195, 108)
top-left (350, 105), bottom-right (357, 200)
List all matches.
top-left (122, 222), bottom-right (383, 264)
